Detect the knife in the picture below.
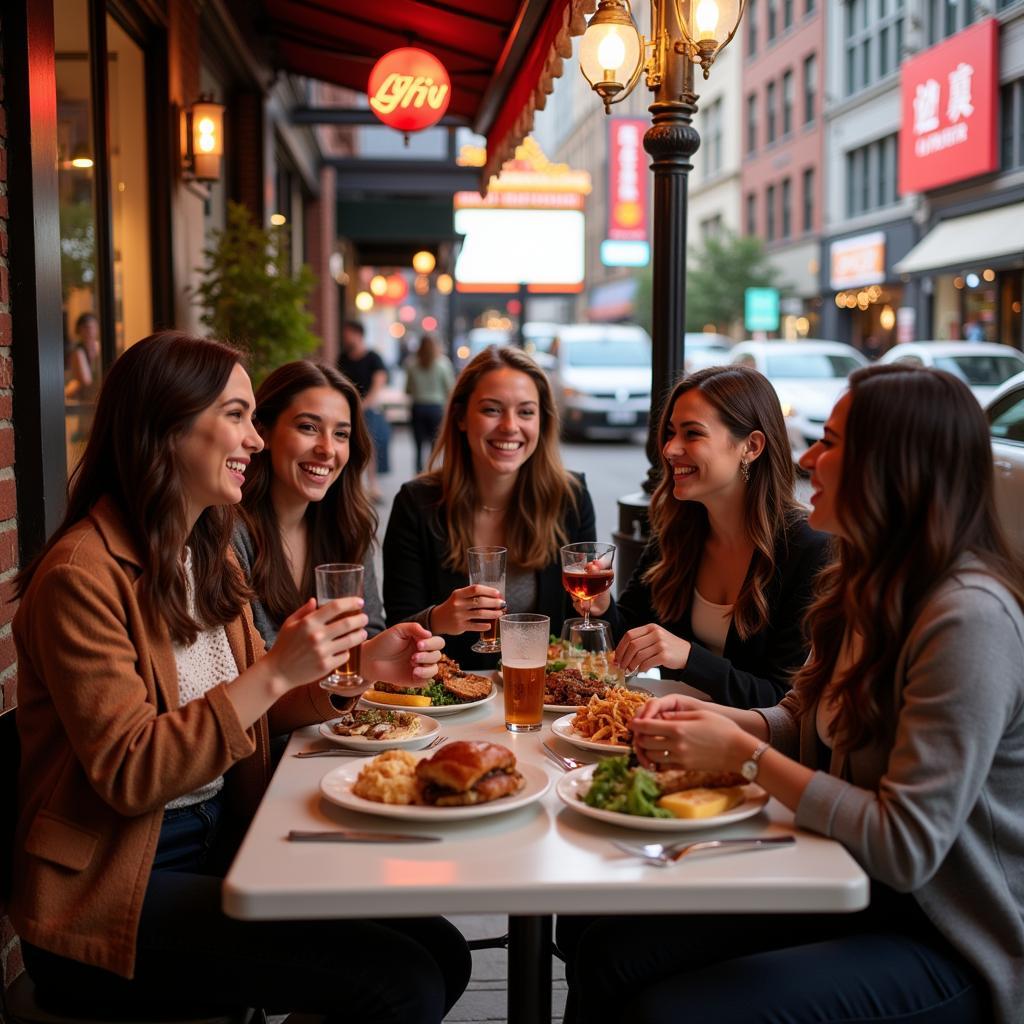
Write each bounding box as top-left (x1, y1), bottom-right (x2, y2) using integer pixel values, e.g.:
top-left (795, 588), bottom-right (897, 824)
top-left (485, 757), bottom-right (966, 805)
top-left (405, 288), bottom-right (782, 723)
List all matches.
top-left (287, 829), bottom-right (442, 843)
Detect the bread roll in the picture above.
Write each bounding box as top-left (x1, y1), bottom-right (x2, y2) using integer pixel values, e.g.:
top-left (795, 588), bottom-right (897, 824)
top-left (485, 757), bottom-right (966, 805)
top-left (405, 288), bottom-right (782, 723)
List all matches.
top-left (415, 741), bottom-right (515, 791)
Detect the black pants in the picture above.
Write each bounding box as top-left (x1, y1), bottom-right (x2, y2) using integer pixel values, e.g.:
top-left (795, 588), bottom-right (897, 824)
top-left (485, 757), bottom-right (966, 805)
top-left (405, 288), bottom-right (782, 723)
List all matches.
top-left (556, 884), bottom-right (989, 1023)
top-left (410, 402), bottom-right (444, 473)
top-left (23, 793), bottom-right (471, 1024)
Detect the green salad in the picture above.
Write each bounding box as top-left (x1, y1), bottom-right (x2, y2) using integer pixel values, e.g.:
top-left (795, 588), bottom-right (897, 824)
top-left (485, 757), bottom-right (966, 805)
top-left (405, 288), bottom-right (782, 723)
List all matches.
top-left (395, 681), bottom-right (463, 706)
top-left (582, 755), bottom-right (673, 819)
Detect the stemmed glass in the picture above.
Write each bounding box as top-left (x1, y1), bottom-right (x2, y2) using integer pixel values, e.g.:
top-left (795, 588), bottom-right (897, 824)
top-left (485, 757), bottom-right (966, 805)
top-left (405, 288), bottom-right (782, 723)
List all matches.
top-left (560, 542), bottom-right (615, 631)
top-left (314, 563), bottom-right (365, 695)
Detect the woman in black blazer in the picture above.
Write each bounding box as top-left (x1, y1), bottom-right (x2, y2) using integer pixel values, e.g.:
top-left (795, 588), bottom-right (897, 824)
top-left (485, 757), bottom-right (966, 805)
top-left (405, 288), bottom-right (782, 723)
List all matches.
top-left (384, 346), bottom-right (596, 670)
top-left (585, 366), bottom-right (830, 708)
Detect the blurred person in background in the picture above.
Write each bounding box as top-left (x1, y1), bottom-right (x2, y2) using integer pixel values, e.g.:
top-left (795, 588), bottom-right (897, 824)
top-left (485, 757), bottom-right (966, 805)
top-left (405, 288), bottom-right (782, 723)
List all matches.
top-left (405, 333), bottom-right (455, 474)
top-left (338, 319), bottom-right (389, 502)
top-left (65, 311), bottom-right (101, 401)
top-left (580, 366), bottom-right (830, 708)
top-left (383, 346), bottom-right (597, 669)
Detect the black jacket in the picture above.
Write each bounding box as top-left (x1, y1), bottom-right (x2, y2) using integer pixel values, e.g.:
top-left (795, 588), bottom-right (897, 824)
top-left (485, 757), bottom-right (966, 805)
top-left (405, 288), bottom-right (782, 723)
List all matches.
top-left (383, 474), bottom-right (597, 669)
top-left (605, 516), bottom-right (830, 708)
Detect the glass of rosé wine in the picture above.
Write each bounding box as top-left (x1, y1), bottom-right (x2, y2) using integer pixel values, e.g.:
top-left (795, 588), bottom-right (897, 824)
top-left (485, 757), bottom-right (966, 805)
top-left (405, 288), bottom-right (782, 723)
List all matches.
top-left (559, 542), bottom-right (615, 631)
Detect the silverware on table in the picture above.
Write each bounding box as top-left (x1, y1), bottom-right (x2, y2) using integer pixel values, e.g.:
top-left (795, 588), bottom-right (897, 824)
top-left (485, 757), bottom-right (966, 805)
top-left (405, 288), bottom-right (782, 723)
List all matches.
top-left (288, 830), bottom-right (441, 843)
top-left (295, 733), bottom-right (447, 758)
top-left (613, 834), bottom-right (795, 866)
top-left (541, 742), bottom-right (588, 772)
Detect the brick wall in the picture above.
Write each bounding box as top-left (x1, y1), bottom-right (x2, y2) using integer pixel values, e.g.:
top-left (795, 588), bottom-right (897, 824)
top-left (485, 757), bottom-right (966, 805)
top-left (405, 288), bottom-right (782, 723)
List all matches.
top-left (0, 21), bottom-right (16, 713)
top-left (307, 163), bottom-right (339, 364)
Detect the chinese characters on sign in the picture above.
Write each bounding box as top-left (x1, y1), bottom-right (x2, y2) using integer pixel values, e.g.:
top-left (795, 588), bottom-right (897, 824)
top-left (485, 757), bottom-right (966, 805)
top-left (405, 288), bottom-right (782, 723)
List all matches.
top-left (899, 19), bottom-right (998, 193)
top-left (603, 118), bottom-right (649, 267)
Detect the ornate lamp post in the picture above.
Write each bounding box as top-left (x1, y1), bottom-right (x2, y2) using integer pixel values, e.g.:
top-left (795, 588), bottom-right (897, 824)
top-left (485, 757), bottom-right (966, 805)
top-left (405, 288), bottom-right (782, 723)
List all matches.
top-left (578, 0), bottom-right (747, 582)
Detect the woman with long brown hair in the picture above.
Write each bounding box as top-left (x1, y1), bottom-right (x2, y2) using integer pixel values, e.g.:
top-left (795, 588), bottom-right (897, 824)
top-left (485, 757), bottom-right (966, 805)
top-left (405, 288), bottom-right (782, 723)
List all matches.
top-left (233, 360), bottom-right (390, 648)
top-left (585, 365), bottom-right (829, 706)
top-left (404, 333), bottom-right (455, 473)
top-left (562, 363), bottom-right (1021, 1023)
top-left (10, 333), bottom-right (469, 1022)
top-left (383, 345), bottom-right (597, 668)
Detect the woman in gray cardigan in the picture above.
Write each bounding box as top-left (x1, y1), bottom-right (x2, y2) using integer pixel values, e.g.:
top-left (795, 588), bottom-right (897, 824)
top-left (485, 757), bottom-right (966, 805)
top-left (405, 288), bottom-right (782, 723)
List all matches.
top-left (560, 364), bottom-right (1022, 1023)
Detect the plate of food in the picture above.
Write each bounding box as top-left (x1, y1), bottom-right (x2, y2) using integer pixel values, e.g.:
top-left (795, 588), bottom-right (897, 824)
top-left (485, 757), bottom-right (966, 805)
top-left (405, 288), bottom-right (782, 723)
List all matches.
top-left (359, 655), bottom-right (497, 717)
top-left (556, 755), bottom-right (769, 831)
top-left (542, 668), bottom-right (651, 714)
top-left (318, 709), bottom-right (440, 751)
top-left (546, 636), bottom-right (634, 686)
top-left (319, 741), bottom-right (551, 821)
top-left (549, 689), bottom-right (650, 752)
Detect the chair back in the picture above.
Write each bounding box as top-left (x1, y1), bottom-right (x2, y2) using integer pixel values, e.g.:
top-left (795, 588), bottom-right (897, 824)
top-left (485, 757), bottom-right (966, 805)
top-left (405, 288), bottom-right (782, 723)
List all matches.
top-left (1, 705), bottom-right (19, 908)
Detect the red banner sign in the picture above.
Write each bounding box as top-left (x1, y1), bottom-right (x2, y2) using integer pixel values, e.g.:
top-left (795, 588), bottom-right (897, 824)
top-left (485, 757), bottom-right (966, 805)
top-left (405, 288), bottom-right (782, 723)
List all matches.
top-left (898, 19), bottom-right (999, 194)
top-left (368, 48), bottom-right (451, 133)
top-left (607, 119), bottom-right (648, 242)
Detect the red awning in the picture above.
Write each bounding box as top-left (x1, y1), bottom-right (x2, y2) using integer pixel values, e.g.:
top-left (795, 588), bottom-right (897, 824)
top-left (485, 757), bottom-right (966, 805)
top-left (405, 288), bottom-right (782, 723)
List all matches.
top-left (259, 0), bottom-right (595, 187)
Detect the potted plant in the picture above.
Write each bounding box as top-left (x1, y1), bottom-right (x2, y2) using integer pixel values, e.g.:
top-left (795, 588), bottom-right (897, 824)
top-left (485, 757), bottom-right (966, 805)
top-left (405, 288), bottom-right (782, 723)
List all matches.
top-left (194, 201), bottom-right (320, 383)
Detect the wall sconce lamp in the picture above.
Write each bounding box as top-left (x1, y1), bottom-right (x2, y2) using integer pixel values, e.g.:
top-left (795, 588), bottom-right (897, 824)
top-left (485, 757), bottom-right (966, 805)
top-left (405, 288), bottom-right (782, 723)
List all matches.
top-left (182, 96), bottom-right (225, 182)
top-left (579, 0), bottom-right (746, 112)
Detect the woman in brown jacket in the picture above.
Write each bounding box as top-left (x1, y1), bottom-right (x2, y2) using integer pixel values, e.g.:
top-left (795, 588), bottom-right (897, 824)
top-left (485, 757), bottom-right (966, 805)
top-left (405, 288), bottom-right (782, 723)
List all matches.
top-left (10, 332), bottom-right (470, 1023)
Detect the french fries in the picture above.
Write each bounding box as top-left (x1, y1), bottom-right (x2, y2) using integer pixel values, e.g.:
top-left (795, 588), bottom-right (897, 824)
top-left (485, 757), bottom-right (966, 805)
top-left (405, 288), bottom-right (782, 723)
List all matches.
top-left (571, 689), bottom-right (648, 746)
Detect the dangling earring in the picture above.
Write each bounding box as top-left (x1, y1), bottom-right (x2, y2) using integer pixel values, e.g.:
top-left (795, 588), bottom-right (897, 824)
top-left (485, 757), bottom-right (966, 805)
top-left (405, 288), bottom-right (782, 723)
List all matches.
top-left (740, 458), bottom-right (750, 483)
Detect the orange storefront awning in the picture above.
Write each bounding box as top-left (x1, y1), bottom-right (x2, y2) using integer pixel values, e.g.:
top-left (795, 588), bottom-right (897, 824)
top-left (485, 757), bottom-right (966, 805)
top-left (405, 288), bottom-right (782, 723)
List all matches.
top-left (259, 0), bottom-right (595, 187)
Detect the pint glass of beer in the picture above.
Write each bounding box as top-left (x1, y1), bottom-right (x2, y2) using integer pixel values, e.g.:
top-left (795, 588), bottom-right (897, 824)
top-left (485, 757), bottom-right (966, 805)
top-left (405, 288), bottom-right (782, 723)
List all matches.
top-left (499, 613), bottom-right (549, 733)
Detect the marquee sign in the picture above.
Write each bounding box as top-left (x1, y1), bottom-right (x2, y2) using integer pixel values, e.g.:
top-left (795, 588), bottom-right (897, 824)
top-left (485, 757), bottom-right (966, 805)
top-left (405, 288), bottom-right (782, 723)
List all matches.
top-left (367, 48), bottom-right (451, 133)
top-left (898, 19), bottom-right (999, 194)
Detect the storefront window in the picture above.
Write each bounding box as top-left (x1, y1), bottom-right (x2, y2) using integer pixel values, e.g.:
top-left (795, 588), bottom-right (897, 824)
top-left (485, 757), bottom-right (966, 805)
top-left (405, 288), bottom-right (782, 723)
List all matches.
top-left (107, 15), bottom-right (152, 357)
top-left (55, 0), bottom-right (100, 472)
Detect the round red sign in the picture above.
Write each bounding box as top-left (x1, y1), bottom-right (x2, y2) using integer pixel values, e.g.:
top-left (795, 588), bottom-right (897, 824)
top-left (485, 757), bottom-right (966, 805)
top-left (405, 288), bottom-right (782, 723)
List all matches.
top-left (367, 48), bottom-right (452, 133)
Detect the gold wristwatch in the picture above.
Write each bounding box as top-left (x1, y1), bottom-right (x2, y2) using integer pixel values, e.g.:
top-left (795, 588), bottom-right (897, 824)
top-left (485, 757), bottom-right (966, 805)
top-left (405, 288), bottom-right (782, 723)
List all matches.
top-left (740, 741), bottom-right (770, 782)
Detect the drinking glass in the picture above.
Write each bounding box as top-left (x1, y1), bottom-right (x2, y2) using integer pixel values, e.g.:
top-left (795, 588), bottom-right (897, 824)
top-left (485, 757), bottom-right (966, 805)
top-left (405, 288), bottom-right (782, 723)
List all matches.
top-left (560, 542), bottom-right (615, 630)
top-left (314, 563), bottom-right (365, 696)
top-left (560, 618), bottom-right (624, 685)
top-left (499, 613), bottom-right (549, 732)
top-left (468, 545), bottom-right (506, 654)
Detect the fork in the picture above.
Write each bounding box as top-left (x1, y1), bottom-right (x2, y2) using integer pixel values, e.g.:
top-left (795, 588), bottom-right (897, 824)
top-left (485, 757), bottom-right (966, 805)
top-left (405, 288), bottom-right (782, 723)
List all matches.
top-left (295, 733), bottom-right (447, 758)
top-left (541, 742), bottom-right (588, 771)
top-left (613, 835), bottom-right (795, 866)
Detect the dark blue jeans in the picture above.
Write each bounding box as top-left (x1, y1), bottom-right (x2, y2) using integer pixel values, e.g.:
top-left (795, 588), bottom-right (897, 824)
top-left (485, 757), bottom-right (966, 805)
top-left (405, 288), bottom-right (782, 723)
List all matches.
top-left (24, 792), bottom-right (471, 1024)
top-left (556, 884), bottom-right (989, 1023)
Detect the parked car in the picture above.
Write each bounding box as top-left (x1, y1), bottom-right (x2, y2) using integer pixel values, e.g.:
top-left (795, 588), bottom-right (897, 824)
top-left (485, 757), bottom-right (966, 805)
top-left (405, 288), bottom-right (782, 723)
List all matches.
top-left (986, 370), bottom-right (1024, 555)
top-left (878, 342), bottom-right (1024, 406)
top-left (549, 323), bottom-right (652, 439)
top-left (683, 332), bottom-right (734, 373)
top-left (729, 340), bottom-right (868, 461)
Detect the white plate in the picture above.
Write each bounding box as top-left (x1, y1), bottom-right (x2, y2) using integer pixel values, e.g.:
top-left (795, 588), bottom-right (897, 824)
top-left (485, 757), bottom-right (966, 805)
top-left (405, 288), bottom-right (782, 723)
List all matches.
top-left (550, 712), bottom-right (634, 754)
top-left (320, 758), bottom-right (551, 821)
top-left (543, 682), bottom-right (651, 715)
top-left (556, 765), bottom-right (769, 831)
top-left (317, 713), bottom-right (440, 751)
top-left (359, 684), bottom-right (497, 718)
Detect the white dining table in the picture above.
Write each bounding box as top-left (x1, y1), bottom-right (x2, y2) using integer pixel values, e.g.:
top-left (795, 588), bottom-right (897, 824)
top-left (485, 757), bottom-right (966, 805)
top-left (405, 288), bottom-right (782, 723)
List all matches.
top-left (223, 679), bottom-right (870, 1023)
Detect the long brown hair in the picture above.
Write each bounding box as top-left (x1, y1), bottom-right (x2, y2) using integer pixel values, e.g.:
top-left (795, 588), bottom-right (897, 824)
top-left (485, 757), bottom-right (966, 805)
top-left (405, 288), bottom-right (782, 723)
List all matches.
top-left (239, 361), bottom-right (377, 624)
top-left (793, 363), bottom-right (1024, 751)
top-left (425, 345), bottom-right (579, 572)
top-left (417, 334), bottom-right (439, 369)
top-left (643, 365), bottom-right (803, 639)
top-left (15, 331), bottom-right (251, 644)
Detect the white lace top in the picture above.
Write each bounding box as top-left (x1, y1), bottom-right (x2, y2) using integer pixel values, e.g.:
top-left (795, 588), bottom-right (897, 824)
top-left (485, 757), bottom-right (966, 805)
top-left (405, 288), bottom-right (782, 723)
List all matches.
top-left (165, 550), bottom-right (239, 810)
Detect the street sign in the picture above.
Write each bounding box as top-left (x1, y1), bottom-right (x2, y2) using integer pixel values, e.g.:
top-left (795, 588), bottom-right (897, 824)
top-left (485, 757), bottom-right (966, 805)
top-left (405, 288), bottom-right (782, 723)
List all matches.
top-left (744, 288), bottom-right (780, 332)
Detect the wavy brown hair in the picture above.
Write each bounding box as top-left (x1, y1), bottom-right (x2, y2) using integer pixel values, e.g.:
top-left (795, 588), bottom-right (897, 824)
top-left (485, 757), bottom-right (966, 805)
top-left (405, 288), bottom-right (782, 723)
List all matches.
top-left (15, 331), bottom-right (251, 644)
top-left (643, 365), bottom-right (803, 640)
top-left (793, 363), bottom-right (1024, 752)
top-left (424, 345), bottom-right (579, 572)
top-left (239, 361), bottom-right (377, 624)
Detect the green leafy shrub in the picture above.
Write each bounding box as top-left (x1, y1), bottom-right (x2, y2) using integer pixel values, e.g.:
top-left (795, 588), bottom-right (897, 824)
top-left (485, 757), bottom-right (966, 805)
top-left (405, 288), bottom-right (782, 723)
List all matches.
top-left (194, 201), bottom-right (320, 383)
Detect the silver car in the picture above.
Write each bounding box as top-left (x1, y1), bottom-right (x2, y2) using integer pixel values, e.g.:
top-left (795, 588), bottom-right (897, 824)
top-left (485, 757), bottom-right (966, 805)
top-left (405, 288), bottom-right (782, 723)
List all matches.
top-left (986, 370), bottom-right (1024, 555)
top-left (879, 342), bottom-right (1024, 406)
top-left (549, 324), bottom-right (652, 439)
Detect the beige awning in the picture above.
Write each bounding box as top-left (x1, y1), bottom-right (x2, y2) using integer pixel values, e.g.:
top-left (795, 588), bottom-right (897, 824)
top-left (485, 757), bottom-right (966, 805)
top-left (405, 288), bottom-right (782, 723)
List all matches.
top-left (894, 203), bottom-right (1024, 275)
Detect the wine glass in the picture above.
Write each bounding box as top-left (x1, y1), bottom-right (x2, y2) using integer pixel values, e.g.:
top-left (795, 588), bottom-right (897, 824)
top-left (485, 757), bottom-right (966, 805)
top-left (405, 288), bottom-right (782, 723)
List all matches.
top-left (560, 542), bottom-right (615, 631)
top-left (468, 546), bottom-right (506, 654)
top-left (314, 563), bottom-right (364, 695)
